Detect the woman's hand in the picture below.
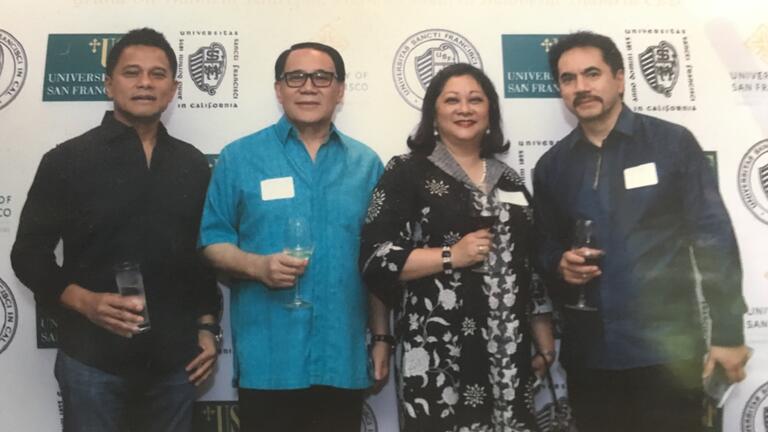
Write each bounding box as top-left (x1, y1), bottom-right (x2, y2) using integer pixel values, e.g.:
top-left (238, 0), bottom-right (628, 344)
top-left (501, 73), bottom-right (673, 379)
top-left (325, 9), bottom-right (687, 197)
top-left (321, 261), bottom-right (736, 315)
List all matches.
top-left (451, 229), bottom-right (493, 268)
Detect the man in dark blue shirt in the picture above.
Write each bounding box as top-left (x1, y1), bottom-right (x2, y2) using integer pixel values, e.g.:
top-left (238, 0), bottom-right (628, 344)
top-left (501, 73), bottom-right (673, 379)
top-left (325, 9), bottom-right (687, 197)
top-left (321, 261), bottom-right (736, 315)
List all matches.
top-left (533, 31), bottom-right (749, 432)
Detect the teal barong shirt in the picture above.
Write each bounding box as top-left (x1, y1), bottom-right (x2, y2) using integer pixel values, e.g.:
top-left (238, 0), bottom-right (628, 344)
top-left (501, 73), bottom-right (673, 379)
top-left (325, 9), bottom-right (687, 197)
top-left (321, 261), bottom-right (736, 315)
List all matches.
top-left (199, 116), bottom-right (383, 389)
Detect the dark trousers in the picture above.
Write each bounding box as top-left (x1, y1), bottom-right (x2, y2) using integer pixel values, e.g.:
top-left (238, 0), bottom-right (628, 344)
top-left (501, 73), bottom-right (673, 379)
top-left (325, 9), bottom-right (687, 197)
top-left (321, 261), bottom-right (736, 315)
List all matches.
top-left (238, 386), bottom-right (364, 432)
top-left (567, 359), bottom-right (703, 432)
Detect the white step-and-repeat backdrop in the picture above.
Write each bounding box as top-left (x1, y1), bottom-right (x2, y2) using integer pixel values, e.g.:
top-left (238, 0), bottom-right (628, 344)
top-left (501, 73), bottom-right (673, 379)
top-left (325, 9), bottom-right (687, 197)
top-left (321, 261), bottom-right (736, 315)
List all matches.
top-left (2, 1), bottom-right (768, 430)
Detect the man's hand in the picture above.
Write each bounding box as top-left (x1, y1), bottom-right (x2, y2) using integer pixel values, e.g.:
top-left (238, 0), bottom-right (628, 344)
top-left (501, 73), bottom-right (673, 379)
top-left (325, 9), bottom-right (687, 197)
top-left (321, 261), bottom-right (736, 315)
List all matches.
top-left (558, 248), bottom-right (603, 285)
top-left (369, 341), bottom-right (391, 394)
top-left (60, 284), bottom-right (145, 338)
top-left (255, 253), bottom-right (308, 289)
top-left (703, 345), bottom-right (751, 383)
top-left (186, 330), bottom-right (218, 386)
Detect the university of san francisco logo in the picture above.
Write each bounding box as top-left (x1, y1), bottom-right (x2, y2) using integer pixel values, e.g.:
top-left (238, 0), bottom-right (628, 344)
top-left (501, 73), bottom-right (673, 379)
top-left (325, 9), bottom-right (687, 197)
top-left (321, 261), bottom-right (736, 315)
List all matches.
top-left (0, 29), bottom-right (27, 110)
top-left (501, 34), bottom-right (563, 99)
top-left (738, 139), bottom-right (768, 225)
top-left (43, 34), bottom-right (121, 101)
top-left (176, 30), bottom-right (239, 109)
top-left (0, 277), bottom-right (19, 355)
top-left (624, 29), bottom-right (695, 113)
top-left (392, 29), bottom-right (482, 109)
top-left (639, 41), bottom-right (679, 97)
top-left (741, 380), bottom-right (768, 432)
top-left (189, 42), bottom-right (226, 95)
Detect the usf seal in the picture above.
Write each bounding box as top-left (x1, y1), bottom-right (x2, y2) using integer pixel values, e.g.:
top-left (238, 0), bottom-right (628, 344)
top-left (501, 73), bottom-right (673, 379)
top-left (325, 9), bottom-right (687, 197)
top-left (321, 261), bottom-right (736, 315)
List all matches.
top-left (189, 42), bottom-right (227, 96)
top-left (639, 41), bottom-right (679, 97)
top-left (738, 139), bottom-right (768, 225)
top-left (0, 29), bottom-right (28, 110)
top-left (741, 380), bottom-right (768, 432)
top-left (0, 277), bottom-right (18, 354)
top-left (392, 29), bottom-right (482, 109)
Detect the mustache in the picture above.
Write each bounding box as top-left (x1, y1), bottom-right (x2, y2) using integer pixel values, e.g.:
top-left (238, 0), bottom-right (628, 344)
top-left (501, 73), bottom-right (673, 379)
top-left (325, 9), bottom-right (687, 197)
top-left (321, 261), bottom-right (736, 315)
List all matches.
top-left (574, 94), bottom-right (603, 106)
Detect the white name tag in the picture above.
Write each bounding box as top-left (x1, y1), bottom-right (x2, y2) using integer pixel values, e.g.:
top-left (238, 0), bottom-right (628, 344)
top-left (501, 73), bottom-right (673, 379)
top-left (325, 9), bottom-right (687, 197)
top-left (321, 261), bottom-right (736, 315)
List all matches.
top-left (624, 163), bottom-right (658, 190)
top-left (260, 177), bottom-right (295, 201)
top-left (496, 190), bottom-right (528, 206)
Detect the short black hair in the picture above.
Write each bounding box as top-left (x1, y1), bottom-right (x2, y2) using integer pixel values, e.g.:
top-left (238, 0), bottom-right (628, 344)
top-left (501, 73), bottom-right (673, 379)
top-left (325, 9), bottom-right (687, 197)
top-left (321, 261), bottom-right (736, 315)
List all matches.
top-left (106, 28), bottom-right (177, 77)
top-left (548, 31), bottom-right (624, 81)
top-left (408, 63), bottom-right (509, 158)
top-left (274, 42), bottom-right (346, 82)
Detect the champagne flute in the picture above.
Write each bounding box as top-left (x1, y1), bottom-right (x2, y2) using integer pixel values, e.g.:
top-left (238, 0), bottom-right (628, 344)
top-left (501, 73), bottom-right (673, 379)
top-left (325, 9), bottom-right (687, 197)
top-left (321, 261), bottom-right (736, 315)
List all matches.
top-left (284, 216), bottom-right (314, 309)
top-left (565, 219), bottom-right (603, 311)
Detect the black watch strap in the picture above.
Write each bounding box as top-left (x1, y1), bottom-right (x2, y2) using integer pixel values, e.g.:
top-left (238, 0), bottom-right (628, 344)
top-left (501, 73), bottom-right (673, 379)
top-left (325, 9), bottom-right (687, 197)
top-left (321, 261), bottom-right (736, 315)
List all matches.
top-left (198, 323), bottom-right (223, 343)
top-left (372, 334), bottom-right (395, 346)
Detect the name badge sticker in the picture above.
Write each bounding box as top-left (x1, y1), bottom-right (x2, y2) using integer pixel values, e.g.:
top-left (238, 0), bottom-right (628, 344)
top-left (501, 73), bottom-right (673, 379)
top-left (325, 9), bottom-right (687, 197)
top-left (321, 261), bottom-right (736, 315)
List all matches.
top-left (497, 190), bottom-right (529, 206)
top-left (260, 177), bottom-right (295, 201)
top-left (624, 163), bottom-right (658, 190)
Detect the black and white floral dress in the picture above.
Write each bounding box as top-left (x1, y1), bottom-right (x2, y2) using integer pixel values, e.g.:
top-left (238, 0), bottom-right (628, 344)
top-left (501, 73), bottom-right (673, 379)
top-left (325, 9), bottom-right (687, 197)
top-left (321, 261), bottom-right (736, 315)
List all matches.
top-left (361, 144), bottom-right (551, 432)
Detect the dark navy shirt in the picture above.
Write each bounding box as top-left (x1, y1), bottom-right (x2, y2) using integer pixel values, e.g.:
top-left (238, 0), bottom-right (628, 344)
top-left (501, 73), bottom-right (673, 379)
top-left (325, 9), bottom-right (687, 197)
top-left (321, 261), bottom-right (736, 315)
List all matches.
top-left (533, 106), bottom-right (745, 369)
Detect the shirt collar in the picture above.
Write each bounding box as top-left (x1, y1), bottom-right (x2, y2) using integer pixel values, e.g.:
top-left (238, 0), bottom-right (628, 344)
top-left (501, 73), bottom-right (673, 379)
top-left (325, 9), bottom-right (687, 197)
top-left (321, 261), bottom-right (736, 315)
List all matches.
top-left (98, 111), bottom-right (171, 145)
top-left (275, 115), bottom-right (341, 147)
top-left (565, 103), bottom-right (635, 150)
top-left (427, 141), bottom-right (505, 192)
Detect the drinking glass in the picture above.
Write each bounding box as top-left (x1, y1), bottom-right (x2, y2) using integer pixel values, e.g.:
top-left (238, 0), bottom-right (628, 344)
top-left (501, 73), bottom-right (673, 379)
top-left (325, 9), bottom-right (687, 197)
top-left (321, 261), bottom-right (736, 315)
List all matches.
top-left (114, 261), bottom-right (151, 332)
top-left (283, 216), bottom-right (314, 309)
top-left (470, 188), bottom-right (497, 274)
top-left (565, 219), bottom-right (603, 311)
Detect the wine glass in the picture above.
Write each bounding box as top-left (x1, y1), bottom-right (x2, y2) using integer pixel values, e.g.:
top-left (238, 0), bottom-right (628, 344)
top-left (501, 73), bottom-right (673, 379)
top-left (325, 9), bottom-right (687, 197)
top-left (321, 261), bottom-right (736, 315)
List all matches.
top-left (470, 189), bottom-right (497, 274)
top-left (283, 216), bottom-right (314, 309)
top-left (565, 219), bottom-right (603, 311)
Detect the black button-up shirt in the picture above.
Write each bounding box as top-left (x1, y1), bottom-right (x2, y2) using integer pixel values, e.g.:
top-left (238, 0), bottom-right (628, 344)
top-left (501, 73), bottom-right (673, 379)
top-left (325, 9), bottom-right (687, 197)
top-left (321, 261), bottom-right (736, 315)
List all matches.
top-left (534, 106), bottom-right (745, 369)
top-left (12, 112), bottom-right (220, 374)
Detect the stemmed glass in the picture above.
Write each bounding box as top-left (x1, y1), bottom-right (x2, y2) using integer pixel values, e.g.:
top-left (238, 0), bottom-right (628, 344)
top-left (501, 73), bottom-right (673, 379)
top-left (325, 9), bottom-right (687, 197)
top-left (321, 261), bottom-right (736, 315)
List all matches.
top-left (470, 185), bottom-right (497, 274)
top-left (283, 216), bottom-right (314, 309)
top-left (565, 219), bottom-right (603, 311)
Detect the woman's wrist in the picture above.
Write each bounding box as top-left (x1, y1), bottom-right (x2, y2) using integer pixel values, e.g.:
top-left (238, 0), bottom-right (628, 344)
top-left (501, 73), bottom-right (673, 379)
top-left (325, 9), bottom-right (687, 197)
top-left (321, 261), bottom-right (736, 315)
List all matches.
top-left (372, 334), bottom-right (395, 347)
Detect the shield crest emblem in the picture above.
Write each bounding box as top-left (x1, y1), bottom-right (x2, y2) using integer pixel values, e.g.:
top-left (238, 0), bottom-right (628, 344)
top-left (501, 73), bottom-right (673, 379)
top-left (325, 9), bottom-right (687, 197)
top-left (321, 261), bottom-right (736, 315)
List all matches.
top-left (414, 43), bottom-right (460, 91)
top-left (639, 41), bottom-right (679, 97)
top-left (189, 42), bottom-right (227, 95)
top-left (760, 164), bottom-right (768, 201)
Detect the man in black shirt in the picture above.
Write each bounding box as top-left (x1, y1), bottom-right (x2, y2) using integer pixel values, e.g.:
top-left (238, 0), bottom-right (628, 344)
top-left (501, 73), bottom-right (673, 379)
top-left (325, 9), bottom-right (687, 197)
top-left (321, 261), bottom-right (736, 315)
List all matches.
top-left (11, 28), bottom-right (220, 432)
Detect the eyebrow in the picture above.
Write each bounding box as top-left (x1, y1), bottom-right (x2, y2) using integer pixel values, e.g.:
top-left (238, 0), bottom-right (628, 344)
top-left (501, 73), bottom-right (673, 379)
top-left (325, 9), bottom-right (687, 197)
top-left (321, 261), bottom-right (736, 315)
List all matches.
top-left (284, 69), bottom-right (335, 74)
top-left (442, 90), bottom-right (484, 96)
top-left (560, 66), bottom-right (601, 77)
top-left (121, 64), bottom-right (169, 71)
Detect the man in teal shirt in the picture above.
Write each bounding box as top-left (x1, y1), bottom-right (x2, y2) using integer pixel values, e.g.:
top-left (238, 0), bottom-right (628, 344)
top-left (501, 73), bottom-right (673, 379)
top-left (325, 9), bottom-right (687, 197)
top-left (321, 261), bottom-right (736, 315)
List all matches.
top-left (199, 42), bottom-right (387, 431)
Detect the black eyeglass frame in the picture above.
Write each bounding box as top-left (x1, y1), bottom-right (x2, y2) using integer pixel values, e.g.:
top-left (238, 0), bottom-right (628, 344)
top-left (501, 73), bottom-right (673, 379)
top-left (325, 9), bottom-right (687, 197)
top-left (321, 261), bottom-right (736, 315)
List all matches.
top-left (279, 70), bottom-right (339, 88)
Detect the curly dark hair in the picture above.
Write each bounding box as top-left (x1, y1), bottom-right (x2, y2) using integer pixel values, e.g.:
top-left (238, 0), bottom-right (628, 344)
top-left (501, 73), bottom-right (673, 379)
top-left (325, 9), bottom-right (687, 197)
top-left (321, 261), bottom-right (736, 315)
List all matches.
top-left (407, 63), bottom-right (509, 158)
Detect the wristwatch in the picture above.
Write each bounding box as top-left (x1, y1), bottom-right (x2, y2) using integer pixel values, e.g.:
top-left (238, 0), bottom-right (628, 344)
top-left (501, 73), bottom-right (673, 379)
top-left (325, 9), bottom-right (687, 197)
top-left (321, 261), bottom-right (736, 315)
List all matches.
top-left (198, 322), bottom-right (223, 345)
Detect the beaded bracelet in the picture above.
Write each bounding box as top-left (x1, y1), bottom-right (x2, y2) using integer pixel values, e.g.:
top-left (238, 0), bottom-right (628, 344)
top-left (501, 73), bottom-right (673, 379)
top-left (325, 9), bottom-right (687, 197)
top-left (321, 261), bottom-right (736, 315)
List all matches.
top-left (441, 245), bottom-right (453, 274)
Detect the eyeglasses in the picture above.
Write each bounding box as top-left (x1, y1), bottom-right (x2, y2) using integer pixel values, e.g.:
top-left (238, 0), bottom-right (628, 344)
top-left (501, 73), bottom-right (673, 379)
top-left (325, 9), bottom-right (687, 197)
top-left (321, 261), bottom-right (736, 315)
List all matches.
top-left (280, 70), bottom-right (338, 88)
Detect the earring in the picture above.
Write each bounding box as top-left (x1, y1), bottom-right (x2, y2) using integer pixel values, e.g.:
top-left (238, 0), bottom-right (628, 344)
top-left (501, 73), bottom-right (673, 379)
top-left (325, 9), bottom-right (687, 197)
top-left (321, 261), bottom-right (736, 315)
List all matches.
top-left (485, 128), bottom-right (491, 135)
